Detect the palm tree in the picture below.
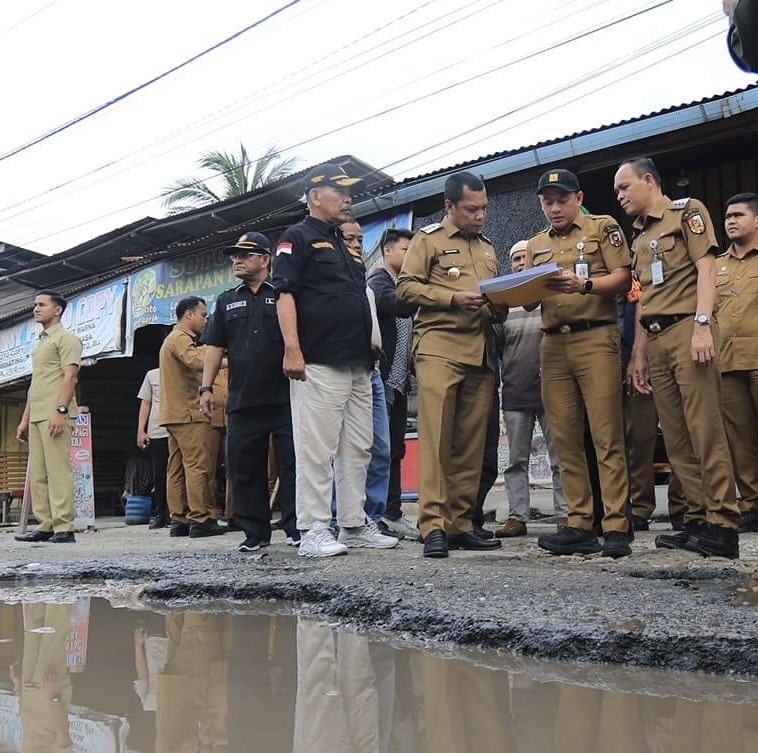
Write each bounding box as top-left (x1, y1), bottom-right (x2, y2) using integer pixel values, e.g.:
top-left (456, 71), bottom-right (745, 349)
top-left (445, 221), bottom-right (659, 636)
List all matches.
top-left (161, 144), bottom-right (299, 214)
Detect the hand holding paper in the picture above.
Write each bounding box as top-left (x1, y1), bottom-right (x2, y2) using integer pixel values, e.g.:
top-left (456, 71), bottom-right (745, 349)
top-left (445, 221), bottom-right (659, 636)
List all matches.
top-left (478, 263), bottom-right (562, 306)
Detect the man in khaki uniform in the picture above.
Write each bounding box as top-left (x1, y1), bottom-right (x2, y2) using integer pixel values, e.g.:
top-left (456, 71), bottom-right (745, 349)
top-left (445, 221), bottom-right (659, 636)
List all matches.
top-left (397, 171), bottom-right (502, 558)
top-left (716, 192), bottom-right (758, 532)
top-left (159, 295), bottom-right (225, 539)
top-left (15, 291), bottom-right (82, 544)
top-left (526, 169), bottom-right (633, 559)
top-left (617, 156), bottom-right (740, 558)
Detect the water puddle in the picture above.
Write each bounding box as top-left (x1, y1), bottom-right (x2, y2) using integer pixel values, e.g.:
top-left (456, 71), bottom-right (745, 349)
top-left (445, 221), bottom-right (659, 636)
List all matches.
top-left (0, 597), bottom-right (756, 752)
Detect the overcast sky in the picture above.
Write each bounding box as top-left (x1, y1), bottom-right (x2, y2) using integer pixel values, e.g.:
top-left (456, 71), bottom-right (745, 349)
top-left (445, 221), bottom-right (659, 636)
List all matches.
top-left (0, 0), bottom-right (754, 255)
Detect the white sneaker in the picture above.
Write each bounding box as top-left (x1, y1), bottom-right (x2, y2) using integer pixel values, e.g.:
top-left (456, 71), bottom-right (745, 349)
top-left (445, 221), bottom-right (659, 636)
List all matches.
top-left (298, 523), bottom-right (348, 558)
top-left (338, 521), bottom-right (399, 549)
top-left (381, 514), bottom-right (421, 541)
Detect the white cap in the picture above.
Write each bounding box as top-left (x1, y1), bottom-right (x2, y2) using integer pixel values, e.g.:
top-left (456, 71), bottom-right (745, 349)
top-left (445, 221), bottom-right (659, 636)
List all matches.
top-left (509, 240), bottom-right (528, 259)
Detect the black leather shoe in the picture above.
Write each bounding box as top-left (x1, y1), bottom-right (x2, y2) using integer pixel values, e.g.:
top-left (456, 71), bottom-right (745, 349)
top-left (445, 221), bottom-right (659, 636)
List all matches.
top-left (169, 522), bottom-right (190, 538)
top-left (655, 520), bottom-right (704, 550)
top-left (423, 528), bottom-right (448, 558)
top-left (631, 515), bottom-right (649, 532)
top-left (669, 513), bottom-right (686, 531)
top-left (148, 515), bottom-right (167, 530)
top-left (602, 531), bottom-right (632, 559)
top-left (50, 531), bottom-right (76, 543)
top-left (189, 519), bottom-right (226, 538)
top-left (738, 510), bottom-right (758, 533)
top-left (538, 526), bottom-right (601, 555)
top-left (448, 531), bottom-right (502, 551)
top-left (14, 529), bottom-right (53, 542)
top-left (472, 524), bottom-right (495, 540)
top-left (684, 524), bottom-right (739, 559)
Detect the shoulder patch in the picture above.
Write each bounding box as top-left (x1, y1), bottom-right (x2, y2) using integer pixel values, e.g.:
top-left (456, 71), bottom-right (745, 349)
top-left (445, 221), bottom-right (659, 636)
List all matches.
top-left (604, 224), bottom-right (624, 248)
top-left (683, 209), bottom-right (706, 235)
top-left (419, 222), bottom-right (443, 234)
top-left (670, 197), bottom-right (690, 211)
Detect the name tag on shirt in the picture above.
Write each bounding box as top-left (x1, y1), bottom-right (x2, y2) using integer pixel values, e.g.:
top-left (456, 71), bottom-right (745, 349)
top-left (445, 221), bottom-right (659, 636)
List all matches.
top-left (651, 259), bottom-right (664, 285)
top-left (225, 301), bottom-right (247, 311)
top-left (265, 297), bottom-right (275, 305)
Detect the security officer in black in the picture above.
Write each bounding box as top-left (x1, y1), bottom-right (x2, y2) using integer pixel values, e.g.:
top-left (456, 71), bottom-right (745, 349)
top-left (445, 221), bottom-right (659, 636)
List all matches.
top-left (200, 232), bottom-right (297, 553)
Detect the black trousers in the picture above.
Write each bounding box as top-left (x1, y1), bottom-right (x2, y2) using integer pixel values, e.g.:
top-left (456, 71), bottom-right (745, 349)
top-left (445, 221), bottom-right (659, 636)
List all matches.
top-left (226, 404), bottom-right (296, 541)
top-left (384, 388), bottom-right (408, 521)
top-left (148, 437), bottom-right (169, 520)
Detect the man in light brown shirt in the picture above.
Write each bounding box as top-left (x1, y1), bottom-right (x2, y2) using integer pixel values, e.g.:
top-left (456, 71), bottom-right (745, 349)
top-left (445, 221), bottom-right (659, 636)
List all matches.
top-left (617, 156), bottom-right (740, 559)
top-left (526, 169), bottom-right (633, 559)
top-left (717, 192), bottom-right (758, 533)
top-left (159, 296), bottom-right (225, 538)
top-left (397, 171), bottom-right (502, 558)
top-left (15, 291), bottom-right (82, 544)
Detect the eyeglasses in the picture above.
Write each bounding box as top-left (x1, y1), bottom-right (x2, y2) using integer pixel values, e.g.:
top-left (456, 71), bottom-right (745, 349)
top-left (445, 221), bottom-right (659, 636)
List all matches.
top-left (229, 251), bottom-right (268, 262)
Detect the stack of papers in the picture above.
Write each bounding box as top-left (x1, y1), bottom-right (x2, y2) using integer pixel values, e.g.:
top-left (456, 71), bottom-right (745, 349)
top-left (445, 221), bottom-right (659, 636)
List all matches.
top-left (479, 262), bottom-right (562, 306)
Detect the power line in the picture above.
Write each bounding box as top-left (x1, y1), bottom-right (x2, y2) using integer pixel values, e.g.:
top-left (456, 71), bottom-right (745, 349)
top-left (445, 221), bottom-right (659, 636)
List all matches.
top-left (385, 13), bottom-right (723, 176)
top-left (1, 0), bottom-right (60, 35)
top-left (0, 0), bottom-right (304, 164)
top-left (0, 0), bottom-right (499, 222)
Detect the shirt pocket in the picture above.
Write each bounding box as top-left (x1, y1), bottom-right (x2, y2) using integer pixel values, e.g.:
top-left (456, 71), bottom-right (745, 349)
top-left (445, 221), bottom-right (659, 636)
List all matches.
top-left (531, 246), bottom-right (554, 265)
top-left (263, 308), bottom-right (283, 340)
top-left (437, 252), bottom-right (465, 270)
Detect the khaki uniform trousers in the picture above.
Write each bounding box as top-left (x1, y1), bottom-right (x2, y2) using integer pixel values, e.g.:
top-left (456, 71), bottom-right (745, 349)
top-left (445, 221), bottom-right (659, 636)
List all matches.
top-left (414, 354), bottom-right (493, 539)
top-left (721, 369), bottom-right (758, 512)
top-left (646, 319), bottom-right (740, 528)
top-left (28, 419), bottom-right (75, 533)
top-left (540, 325), bottom-right (629, 533)
top-left (165, 422), bottom-right (221, 525)
top-left (624, 392), bottom-right (686, 520)
top-left (156, 613), bottom-right (229, 753)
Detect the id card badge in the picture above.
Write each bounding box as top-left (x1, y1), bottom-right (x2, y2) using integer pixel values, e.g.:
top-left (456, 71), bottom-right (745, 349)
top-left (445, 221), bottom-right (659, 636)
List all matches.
top-left (651, 259), bottom-right (664, 285)
top-left (574, 260), bottom-right (589, 280)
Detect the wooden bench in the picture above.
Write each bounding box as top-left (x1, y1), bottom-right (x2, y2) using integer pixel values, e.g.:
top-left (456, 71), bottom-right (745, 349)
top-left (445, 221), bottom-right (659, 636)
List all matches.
top-left (0, 452), bottom-right (28, 524)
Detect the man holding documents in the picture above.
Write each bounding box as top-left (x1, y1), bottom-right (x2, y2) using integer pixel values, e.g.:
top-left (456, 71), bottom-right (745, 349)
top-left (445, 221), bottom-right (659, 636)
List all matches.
top-left (397, 171), bottom-right (503, 558)
top-left (525, 169), bottom-right (633, 559)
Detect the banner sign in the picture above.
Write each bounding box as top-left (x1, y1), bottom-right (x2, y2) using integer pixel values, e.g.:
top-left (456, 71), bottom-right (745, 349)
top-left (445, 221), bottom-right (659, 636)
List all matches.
top-left (129, 247), bottom-right (237, 330)
top-left (70, 412), bottom-right (96, 528)
top-left (0, 280), bottom-right (127, 386)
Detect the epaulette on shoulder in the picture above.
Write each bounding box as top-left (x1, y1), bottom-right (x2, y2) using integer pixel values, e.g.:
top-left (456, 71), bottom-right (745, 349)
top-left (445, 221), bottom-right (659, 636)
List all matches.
top-left (670, 197), bottom-right (690, 211)
top-left (419, 222), bottom-right (443, 234)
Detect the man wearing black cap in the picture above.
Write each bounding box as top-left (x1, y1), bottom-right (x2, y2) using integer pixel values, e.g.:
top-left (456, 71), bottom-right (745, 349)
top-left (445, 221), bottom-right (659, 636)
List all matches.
top-left (272, 163), bottom-right (398, 557)
top-left (200, 232), bottom-right (298, 552)
top-left (526, 168), bottom-right (633, 558)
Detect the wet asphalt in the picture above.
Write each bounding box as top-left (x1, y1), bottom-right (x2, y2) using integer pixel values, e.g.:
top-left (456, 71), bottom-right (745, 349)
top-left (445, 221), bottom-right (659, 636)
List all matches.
top-left (1, 501), bottom-right (757, 677)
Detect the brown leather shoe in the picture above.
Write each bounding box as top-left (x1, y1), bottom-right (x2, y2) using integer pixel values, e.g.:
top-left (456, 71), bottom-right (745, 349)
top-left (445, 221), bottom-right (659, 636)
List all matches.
top-left (495, 519), bottom-right (527, 538)
top-left (556, 517), bottom-right (569, 531)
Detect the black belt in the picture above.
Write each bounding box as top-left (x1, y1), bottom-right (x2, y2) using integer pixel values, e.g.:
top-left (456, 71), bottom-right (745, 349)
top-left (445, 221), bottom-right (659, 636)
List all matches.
top-left (640, 314), bottom-right (690, 334)
top-left (542, 320), bottom-right (615, 335)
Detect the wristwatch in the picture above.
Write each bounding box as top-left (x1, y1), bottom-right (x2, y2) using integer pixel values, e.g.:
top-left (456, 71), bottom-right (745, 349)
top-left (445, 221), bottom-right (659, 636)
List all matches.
top-left (581, 279), bottom-right (593, 295)
top-left (198, 385), bottom-right (213, 395)
top-left (56, 405), bottom-right (68, 414)
top-left (694, 313), bottom-right (711, 326)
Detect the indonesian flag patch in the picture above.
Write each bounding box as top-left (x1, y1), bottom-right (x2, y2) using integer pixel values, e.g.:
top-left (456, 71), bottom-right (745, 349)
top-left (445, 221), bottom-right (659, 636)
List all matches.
top-left (276, 242), bottom-right (293, 256)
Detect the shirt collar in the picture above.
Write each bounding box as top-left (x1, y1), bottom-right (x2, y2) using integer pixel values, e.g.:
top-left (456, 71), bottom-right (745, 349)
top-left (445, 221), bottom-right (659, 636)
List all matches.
top-left (725, 243), bottom-right (758, 259)
top-left (304, 215), bottom-right (340, 237)
top-left (442, 215), bottom-right (483, 240)
top-left (632, 195), bottom-right (671, 230)
top-left (39, 322), bottom-right (63, 339)
top-left (548, 210), bottom-right (587, 237)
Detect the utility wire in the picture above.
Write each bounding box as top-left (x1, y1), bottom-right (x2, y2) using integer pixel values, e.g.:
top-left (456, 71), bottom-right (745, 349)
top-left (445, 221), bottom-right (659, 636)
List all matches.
top-left (0, 0), bottom-right (303, 164)
top-left (16, 3), bottom-right (702, 248)
top-left (1, 0), bottom-right (60, 35)
top-left (0, 0), bottom-right (502, 221)
top-left (386, 13), bottom-right (723, 176)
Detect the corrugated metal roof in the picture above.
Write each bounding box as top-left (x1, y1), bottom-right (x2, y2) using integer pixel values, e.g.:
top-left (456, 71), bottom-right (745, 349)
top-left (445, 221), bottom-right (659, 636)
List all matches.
top-left (353, 84), bottom-right (758, 216)
top-left (0, 156), bottom-right (392, 325)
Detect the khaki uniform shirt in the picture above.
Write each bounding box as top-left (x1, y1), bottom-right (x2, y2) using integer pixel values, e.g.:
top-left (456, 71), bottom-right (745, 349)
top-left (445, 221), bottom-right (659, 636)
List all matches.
top-left (158, 325), bottom-right (206, 425)
top-left (715, 244), bottom-right (758, 372)
top-left (137, 368), bottom-right (169, 440)
top-left (396, 216), bottom-right (498, 368)
top-left (28, 323), bottom-right (82, 422)
top-left (525, 212), bottom-right (632, 329)
top-left (631, 196), bottom-right (719, 320)
top-left (210, 370), bottom-right (228, 428)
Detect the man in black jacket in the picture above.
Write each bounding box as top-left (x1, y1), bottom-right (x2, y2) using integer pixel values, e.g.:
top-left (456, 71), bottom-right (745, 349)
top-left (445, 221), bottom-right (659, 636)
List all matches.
top-left (367, 228), bottom-right (421, 540)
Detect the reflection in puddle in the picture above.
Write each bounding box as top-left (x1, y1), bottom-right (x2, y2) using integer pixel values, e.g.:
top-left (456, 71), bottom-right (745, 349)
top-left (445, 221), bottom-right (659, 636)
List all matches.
top-left (0, 598), bottom-right (756, 752)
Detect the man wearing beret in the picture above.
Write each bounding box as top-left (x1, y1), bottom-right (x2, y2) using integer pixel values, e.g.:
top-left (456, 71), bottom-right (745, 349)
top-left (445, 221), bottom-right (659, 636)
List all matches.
top-left (201, 232), bottom-right (298, 553)
top-left (272, 164), bottom-right (398, 557)
top-left (526, 169), bottom-right (633, 558)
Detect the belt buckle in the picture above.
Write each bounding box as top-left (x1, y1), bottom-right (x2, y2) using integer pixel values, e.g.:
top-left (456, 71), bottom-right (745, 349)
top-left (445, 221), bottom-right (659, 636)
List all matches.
top-left (649, 321), bottom-right (661, 334)
top-left (559, 324), bottom-right (571, 334)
